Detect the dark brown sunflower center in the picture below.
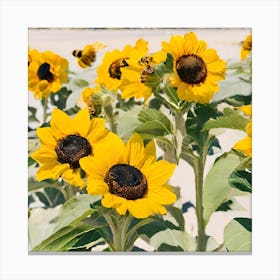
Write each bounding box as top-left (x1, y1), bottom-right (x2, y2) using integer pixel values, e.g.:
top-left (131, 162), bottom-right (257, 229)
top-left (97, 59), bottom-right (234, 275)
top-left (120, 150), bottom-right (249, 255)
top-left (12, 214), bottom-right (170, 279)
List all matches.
top-left (108, 58), bottom-right (129, 80)
top-left (175, 54), bottom-right (207, 84)
top-left (55, 135), bottom-right (92, 169)
top-left (105, 164), bottom-right (147, 200)
top-left (37, 62), bottom-right (55, 82)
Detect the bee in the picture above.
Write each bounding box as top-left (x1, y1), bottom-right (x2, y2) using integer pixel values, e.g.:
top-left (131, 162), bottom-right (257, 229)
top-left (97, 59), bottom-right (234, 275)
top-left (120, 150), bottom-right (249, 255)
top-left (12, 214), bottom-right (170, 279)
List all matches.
top-left (108, 58), bottom-right (129, 79)
top-left (138, 55), bottom-right (154, 66)
top-left (72, 42), bottom-right (106, 68)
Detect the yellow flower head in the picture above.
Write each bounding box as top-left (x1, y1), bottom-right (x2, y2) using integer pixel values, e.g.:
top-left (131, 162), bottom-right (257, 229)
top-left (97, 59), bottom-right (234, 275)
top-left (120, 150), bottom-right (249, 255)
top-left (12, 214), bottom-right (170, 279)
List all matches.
top-left (80, 133), bottom-right (177, 218)
top-left (28, 50), bottom-right (69, 99)
top-left (72, 42), bottom-right (107, 68)
top-left (120, 40), bottom-right (167, 104)
top-left (162, 32), bottom-right (227, 103)
top-left (233, 104), bottom-right (252, 157)
top-left (95, 39), bottom-right (148, 91)
top-left (77, 86), bottom-right (102, 117)
top-left (31, 108), bottom-right (110, 188)
top-left (240, 34), bottom-right (252, 61)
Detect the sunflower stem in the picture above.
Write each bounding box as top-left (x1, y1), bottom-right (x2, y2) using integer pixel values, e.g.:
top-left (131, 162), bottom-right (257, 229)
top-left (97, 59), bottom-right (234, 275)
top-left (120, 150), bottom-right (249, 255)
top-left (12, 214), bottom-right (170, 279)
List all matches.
top-left (42, 97), bottom-right (49, 123)
top-left (193, 136), bottom-right (209, 251)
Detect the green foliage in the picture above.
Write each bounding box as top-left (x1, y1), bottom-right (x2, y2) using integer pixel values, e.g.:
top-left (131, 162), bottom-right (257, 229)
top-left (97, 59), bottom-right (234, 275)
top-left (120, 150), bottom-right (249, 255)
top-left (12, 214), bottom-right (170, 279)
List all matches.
top-left (229, 169), bottom-right (252, 193)
top-left (203, 107), bottom-right (249, 132)
top-left (203, 152), bottom-right (243, 224)
top-left (28, 106), bottom-right (39, 123)
top-left (50, 87), bottom-right (72, 110)
top-left (54, 194), bottom-right (101, 232)
top-left (149, 229), bottom-right (196, 251)
top-left (224, 218), bottom-right (252, 251)
top-left (135, 108), bottom-right (173, 138)
top-left (35, 187), bottom-right (66, 208)
top-left (185, 103), bottom-right (220, 147)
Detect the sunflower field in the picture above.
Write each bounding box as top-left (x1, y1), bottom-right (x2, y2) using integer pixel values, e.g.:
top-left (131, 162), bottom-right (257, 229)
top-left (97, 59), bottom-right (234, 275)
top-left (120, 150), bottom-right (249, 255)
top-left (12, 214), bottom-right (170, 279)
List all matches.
top-left (28, 28), bottom-right (252, 253)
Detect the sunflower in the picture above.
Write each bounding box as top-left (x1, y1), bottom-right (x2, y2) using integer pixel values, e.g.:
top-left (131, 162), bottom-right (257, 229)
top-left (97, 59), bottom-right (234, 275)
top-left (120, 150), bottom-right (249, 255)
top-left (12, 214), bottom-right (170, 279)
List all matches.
top-left (80, 133), bottom-right (177, 218)
top-left (95, 39), bottom-right (148, 91)
top-left (28, 50), bottom-right (69, 99)
top-left (233, 105), bottom-right (252, 157)
top-left (72, 41), bottom-right (106, 68)
top-left (240, 34), bottom-right (252, 61)
top-left (77, 86), bottom-right (102, 117)
top-left (31, 108), bottom-right (110, 188)
top-left (162, 32), bottom-right (226, 104)
top-left (120, 46), bottom-right (167, 104)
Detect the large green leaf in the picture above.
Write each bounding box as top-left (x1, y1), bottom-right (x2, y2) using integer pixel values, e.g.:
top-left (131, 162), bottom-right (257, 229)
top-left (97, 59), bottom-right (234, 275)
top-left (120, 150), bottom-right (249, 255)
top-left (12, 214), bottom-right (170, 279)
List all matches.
top-left (149, 229), bottom-right (196, 252)
top-left (203, 152), bottom-right (243, 224)
top-left (32, 224), bottom-right (96, 252)
top-left (54, 194), bottom-right (101, 232)
top-left (224, 218), bottom-right (252, 252)
top-left (203, 107), bottom-right (249, 132)
top-left (136, 108), bottom-right (173, 137)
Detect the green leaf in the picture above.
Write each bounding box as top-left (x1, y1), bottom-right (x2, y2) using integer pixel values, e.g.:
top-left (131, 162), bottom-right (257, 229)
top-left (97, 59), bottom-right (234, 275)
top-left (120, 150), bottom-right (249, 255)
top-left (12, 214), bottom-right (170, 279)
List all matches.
top-left (207, 137), bottom-right (221, 155)
top-left (155, 136), bottom-right (177, 163)
top-left (116, 106), bottom-right (141, 141)
top-left (229, 170), bottom-right (252, 193)
top-left (32, 224), bottom-right (95, 252)
top-left (35, 187), bottom-right (66, 208)
top-left (166, 205), bottom-right (185, 231)
top-left (71, 79), bottom-right (89, 88)
top-left (136, 108), bottom-right (173, 137)
top-left (203, 152), bottom-right (243, 224)
top-left (149, 229), bottom-right (195, 252)
top-left (28, 106), bottom-right (39, 123)
top-left (203, 107), bottom-right (249, 132)
top-left (54, 194), bottom-right (101, 232)
top-left (50, 87), bottom-right (72, 110)
top-left (186, 104), bottom-right (220, 146)
top-left (224, 218), bottom-right (252, 252)
top-left (148, 97), bottom-right (163, 110)
top-left (216, 198), bottom-right (246, 212)
top-left (234, 217), bottom-right (252, 232)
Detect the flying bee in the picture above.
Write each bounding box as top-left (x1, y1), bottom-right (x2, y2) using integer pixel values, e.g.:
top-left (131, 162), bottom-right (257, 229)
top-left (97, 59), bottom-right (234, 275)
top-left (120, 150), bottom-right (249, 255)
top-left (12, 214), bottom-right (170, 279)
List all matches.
top-left (72, 42), bottom-right (106, 68)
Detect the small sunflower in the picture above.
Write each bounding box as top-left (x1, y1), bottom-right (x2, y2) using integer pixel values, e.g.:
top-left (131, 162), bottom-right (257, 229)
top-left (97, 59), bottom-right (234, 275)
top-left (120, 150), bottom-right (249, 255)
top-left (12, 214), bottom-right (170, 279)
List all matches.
top-left (162, 32), bottom-right (226, 103)
top-left (28, 50), bottom-right (69, 99)
top-left (95, 39), bottom-right (148, 91)
top-left (240, 34), bottom-right (252, 61)
top-left (80, 133), bottom-right (177, 219)
top-left (233, 105), bottom-right (252, 157)
top-left (120, 46), bottom-right (167, 104)
top-left (31, 108), bottom-right (110, 188)
top-left (72, 42), bottom-right (106, 68)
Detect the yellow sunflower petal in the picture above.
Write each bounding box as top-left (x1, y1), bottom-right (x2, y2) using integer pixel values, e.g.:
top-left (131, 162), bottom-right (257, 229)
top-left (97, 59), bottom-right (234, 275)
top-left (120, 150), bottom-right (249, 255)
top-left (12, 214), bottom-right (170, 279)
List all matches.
top-left (36, 163), bottom-right (68, 181)
top-left (50, 108), bottom-right (74, 137)
top-left (127, 198), bottom-right (153, 219)
top-left (124, 133), bottom-right (145, 168)
top-left (87, 118), bottom-right (108, 143)
top-left (36, 127), bottom-right (56, 147)
top-left (86, 178), bottom-right (109, 195)
top-left (102, 193), bottom-right (124, 208)
top-left (148, 184), bottom-right (177, 205)
top-left (31, 147), bottom-right (57, 163)
top-left (62, 169), bottom-right (85, 188)
top-left (73, 107), bottom-right (91, 136)
top-left (142, 160), bottom-right (176, 187)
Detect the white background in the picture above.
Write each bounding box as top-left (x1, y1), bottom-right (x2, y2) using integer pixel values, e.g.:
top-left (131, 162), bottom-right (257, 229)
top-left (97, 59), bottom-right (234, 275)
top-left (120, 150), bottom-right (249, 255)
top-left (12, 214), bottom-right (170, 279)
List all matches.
top-left (1, 0), bottom-right (280, 280)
